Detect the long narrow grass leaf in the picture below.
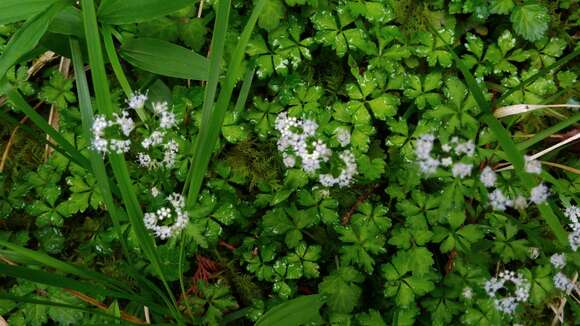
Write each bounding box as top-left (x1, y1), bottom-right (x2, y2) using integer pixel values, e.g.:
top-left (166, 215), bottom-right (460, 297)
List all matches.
top-left (69, 38), bottom-right (132, 263)
top-left (517, 113), bottom-right (580, 150)
top-left (0, 294), bottom-right (126, 323)
top-left (80, 0), bottom-right (181, 320)
top-left (186, 0), bottom-right (265, 204)
top-left (3, 86), bottom-right (91, 170)
top-left (0, 0), bottom-right (68, 79)
top-left (101, 26), bottom-right (148, 123)
top-left (0, 239), bottom-right (132, 293)
top-left (497, 48), bottom-right (580, 104)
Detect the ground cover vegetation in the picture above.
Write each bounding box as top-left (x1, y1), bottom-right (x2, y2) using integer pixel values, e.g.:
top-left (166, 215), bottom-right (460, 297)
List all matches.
top-left (0, 0), bottom-right (579, 325)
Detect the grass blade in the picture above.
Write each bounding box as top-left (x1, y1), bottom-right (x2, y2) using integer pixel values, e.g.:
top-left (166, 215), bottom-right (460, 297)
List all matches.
top-left (0, 239), bottom-right (132, 294)
top-left (0, 0), bottom-right (68, 79)
top-left (79, 0), bottom-right (181, 320)
top-left (517, 113), bottom-right (580, 151)
top-left (69, 38), bottom-right (132, 262)
top-left (497, 48), bottom-right (580, 104)
top-left (185, 0), bottom-right (265, 204)
top-left (0, 294), bottom-right (127, 323)
top-left (101, 26), bottom-right (149, 123)
top-left (2, 86), bottom-right (91, 170)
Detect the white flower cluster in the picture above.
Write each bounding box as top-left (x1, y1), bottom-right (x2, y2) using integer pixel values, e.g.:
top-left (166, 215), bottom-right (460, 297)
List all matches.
top-left (415, 134), bottom-right (474, 178)
top-left (553, 272), bottom-right (577, 294)
top-left (550, 253), bottom-right (566, 269)
top-left (462, 286), bottom-right (474, 300)
top-left (524, 156), bottom-right (542, 175)
top-left (319, 150), bottom-right (357, 187)
top-left (564, 205), bottom-right (580, 251)
top-left (480, 166), bottom-right (549, 211)
top-left (484, 270), bottom-right (530, 315)
top-left (127, 91), bottom-right (147, 110)
top-left (90, 92), bottom-right (181, 170)
top-left (143, 193), bottom-right (189, 240)
top-left (137, 100), bottom-right (179, 170)
top-left (275, 112), bottom-right (357, 188)
top-left (550, 252), bottom-right (577, 294)
top-left (91, 111), bottom-right (135, 154)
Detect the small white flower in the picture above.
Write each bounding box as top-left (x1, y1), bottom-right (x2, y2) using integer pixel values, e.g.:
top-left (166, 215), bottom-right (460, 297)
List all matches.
top-left (415, 134), bottom-right (435, 160)
top-left (138, 153), bottom-right (152, 168)
top-left (92, 137), bottom-right (109, 154)
top-left (110, 139), bottom-right (131, 153)
top-left (494, 297), bottom-right (518, 314)
top-left (318, 150), bottom-right (357, 188)
top-left (462, 286), bottom-right (474, 299)
top-left (127, 91), bottom-right (148, 110)
top-left (115, 110), bottom-right (135, 136)
top-left (489, 189), bottom-right (512, 211)
top-left (480, 166), bottom-right (497, 188)
top-left (152, 101), bottom-right (168, 114)
top-left (564, 205), bottom-right (580, 225)
top-left (336, 128), bottom-right (351, 147)
top-left (513, 195), bottom-right (528, 210)
top-left (442, 143), bottom-right (452, 152)
top-left (159, 111), bottom-right (176, 129)
top-left (550, 253), bottom-right (566, 269)
top-left (485, 271), bottom-right (530, 315)
top-left (530, 183), bottom-right (549, 204)
top-left (525, 156), bottom-right (542, 174)
top-left (455, 140), bottom-right (475, 157)
top-left (142, 131), bottom-right (165, 149)
top-left (151, 187), bottom-right (160, 197)
top-left (418, 157), bottom-right (440, 174)
top-left (569, 229), bottom-right (580, 252)
top-left (528, 247), bottom-right (540, 259)
top-left (302, 119), bottom-right (318, 137)
top-left (441, 157), bottom-right (453, 167)
top-left (484, 277), bottom-right (505, 297)
top-left (282, 153), bottom-right (296, 168)
top-left (553, 272), bottom-right (576, 294)
top-left (452, 162), bottom-right (473, 179)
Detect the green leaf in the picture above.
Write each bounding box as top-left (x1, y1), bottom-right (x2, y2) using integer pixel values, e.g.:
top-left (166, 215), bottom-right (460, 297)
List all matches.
top-left (39, 71), bottom-right (76, 109)
top-left (0, 0), bottom-right (68, 80)
top-left (98, 0), bottom-right (194, 24)
top-left (119, 37), bottom-right (209, 80)
top-left (259, 0), bottom-right (285, 32)
top-left (256, 294), bottom-right (324, 326)
top-left (510, 4), bottom-right (550, 42)
top-left (337, 224), bottom-right (386, 273)
top-left (490, 0), bottom-right (514, 15)
top-left (319, 267), bottom-right (363, 314)
top-left (0, 0), bottom-right (59, 25)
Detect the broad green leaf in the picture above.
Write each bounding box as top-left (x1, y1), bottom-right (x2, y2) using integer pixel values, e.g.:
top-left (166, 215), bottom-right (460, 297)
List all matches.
top-left (119, 37), bottom-right (209, 80)
top-left (0, 1), bottom-right (68, 79)
top-left (319, 267), bottom-right (363, 314)
top-left (256, 294), bottom-right (324, 326)
top-left (510, 4), bottom-right (550, 42)
top-left (0, 0), bottom-right (58, 25)
top-left (258, 0), bottom-right (285, 32)
top-left (98, 0), bottom-right (194, 24)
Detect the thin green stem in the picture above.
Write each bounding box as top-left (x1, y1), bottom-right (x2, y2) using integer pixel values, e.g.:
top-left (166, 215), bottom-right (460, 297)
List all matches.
top-left (101, 24), bottom-right (149, 122)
